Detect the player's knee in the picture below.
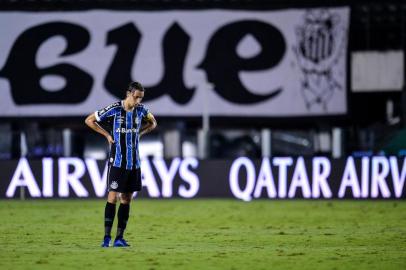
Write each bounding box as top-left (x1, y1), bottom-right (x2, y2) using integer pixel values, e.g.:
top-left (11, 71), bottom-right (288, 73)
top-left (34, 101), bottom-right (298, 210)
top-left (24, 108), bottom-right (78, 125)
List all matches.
top-left (120, 199), bottom-right (131, 204)
top-left (107, 192), bottom-right (118, 204)
top-left (120, 198), bottom-right (131, 204)
top-left (108, 198), bottom-right (117, 204)
top-left (120, 193), bottom-right (132, 204)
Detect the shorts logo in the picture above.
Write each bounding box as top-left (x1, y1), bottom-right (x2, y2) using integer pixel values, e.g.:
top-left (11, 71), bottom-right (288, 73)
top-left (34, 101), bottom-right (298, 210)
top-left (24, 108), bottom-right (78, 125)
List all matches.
top-left (110, 181), bottom-right (118, 189)
top-left (109, 157), bottom-right (114, 163)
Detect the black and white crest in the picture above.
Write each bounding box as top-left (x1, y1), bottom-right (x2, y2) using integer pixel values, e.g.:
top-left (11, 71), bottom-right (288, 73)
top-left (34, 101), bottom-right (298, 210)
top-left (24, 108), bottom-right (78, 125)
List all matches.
top-left (293, 9), bottom-right (346, 111)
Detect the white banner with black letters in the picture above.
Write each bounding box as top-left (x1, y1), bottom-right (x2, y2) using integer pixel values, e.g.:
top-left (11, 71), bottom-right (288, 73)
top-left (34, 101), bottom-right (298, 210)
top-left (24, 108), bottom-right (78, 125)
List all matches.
top-left (0, 8), bottom-right (349, 117)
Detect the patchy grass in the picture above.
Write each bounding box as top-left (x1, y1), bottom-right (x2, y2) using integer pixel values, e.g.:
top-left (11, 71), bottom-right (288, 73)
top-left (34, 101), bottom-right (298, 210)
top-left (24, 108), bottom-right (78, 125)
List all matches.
top-left (0, 200), bottom-right (405, 270)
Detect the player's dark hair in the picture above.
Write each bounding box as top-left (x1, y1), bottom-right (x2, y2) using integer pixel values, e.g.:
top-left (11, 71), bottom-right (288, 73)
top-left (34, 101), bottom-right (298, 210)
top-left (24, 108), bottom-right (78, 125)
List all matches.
top-left (127, 81), bottom-right (144, 92)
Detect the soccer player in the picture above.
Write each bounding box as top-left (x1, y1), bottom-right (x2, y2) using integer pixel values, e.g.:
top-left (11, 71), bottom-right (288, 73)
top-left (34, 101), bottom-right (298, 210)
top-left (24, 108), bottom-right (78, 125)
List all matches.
top-left (85, 81), bottom-right (157, 247)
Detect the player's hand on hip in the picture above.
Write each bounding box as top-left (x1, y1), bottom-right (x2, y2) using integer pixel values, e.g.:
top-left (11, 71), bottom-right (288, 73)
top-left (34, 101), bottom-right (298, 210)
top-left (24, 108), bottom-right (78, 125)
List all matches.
top-left (107, 135), bottom-right (115, 144)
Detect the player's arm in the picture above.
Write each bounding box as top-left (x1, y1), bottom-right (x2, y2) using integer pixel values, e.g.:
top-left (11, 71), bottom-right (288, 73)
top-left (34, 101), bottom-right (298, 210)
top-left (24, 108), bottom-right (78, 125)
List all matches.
top-left (85, 113), bottom-right (114, 144)
top-left (140, 112), bottom-right (157, 137)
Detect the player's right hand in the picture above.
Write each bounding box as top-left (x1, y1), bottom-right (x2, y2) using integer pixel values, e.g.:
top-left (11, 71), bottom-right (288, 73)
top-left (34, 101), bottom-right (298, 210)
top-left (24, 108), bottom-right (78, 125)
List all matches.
top-left (107, 135), bottom-right (115, 144)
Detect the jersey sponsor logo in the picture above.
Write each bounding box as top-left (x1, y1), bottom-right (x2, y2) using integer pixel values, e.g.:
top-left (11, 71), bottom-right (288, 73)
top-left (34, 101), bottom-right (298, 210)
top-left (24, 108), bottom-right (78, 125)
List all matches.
top-left (110, 181), bottom-right (118, 189)
top-left (115, 127), bottom-right (137, 134)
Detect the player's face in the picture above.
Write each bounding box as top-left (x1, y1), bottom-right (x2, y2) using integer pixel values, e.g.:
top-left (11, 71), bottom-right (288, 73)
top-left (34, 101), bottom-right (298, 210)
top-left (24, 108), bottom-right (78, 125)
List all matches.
top-left (127, 89), bottom-right (144, 106)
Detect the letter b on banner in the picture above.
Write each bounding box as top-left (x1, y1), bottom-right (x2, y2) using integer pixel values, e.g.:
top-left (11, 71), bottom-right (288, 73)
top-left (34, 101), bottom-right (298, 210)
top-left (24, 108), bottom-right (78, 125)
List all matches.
top-left (0, 22), bottom-right (93, 104)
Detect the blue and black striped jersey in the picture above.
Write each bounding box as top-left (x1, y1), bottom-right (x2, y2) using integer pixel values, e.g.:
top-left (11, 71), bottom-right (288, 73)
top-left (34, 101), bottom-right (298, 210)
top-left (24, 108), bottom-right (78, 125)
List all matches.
top-left (95, 101), bottom-right (150, 170)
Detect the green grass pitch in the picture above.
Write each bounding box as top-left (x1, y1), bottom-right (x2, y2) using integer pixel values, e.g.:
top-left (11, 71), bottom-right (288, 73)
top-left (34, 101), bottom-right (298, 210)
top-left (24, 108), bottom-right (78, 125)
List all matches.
top-left (0, 199), bottom-right (405, 270)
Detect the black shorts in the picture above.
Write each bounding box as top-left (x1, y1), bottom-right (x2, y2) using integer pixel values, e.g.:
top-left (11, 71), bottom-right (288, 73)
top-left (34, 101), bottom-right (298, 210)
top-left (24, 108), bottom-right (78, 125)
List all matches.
top-left (107, 165), bottom-right (142, 193)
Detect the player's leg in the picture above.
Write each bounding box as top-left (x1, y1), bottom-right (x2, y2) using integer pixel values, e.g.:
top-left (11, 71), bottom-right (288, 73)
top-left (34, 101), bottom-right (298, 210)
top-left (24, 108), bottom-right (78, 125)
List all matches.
top-left (101, 166), bottom-right (121, 247)
top-left (101, 192), bottom-right (117, 247)
top-left (113, 192), bottom-right (132, 247)
top-left (104, 191), bottom-right (118, 236)
top-left (113, 168), bottom-right (141, 247)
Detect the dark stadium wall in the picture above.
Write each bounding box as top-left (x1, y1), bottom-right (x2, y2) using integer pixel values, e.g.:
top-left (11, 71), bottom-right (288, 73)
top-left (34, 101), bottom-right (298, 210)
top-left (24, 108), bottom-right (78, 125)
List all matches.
top-left (1, 157), bottom-right (405, 200)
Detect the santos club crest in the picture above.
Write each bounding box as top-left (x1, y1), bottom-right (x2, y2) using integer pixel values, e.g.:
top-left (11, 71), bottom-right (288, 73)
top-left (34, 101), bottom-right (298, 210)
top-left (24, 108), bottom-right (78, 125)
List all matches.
top-left (293, 9), bottom-right (347, 111)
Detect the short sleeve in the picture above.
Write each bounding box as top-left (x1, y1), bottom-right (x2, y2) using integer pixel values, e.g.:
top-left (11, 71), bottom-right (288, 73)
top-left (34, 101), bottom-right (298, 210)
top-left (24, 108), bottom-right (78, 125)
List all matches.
top-left (95, 102), bottom-right (120, 122)
top-left (141, 104), bottom-right (150, 119)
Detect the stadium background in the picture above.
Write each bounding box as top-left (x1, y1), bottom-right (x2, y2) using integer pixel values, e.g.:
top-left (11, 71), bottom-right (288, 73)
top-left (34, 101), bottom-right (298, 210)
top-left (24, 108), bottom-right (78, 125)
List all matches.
top-left (0, 0), bottom-right (405, 200)
top-left (0, 1), bottom-right (405, 269)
